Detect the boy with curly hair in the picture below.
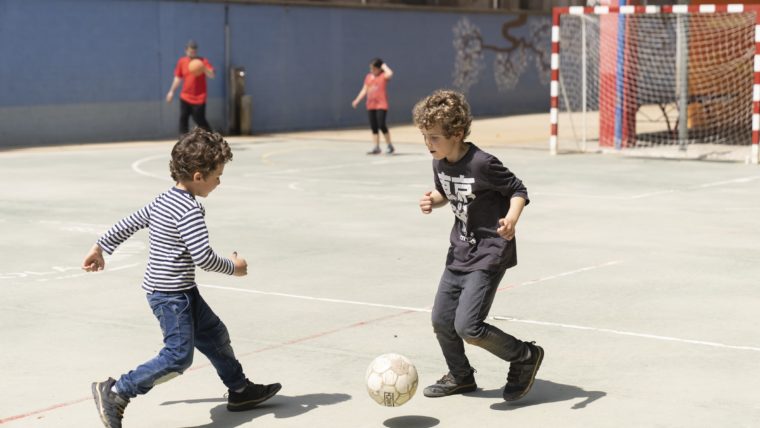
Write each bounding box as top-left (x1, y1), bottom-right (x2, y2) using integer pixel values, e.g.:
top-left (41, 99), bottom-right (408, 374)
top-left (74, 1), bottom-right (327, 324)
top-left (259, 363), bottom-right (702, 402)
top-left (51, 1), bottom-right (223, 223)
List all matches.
top-left (82, 128), bottom-right (280, 427)
top-left (414, 90), bottom-right (543, 402)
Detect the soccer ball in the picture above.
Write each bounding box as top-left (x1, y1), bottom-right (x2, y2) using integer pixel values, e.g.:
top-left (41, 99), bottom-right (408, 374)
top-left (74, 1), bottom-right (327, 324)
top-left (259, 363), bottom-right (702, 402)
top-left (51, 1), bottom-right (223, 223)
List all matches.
top-left (365, 353), bottom-right (418, 407)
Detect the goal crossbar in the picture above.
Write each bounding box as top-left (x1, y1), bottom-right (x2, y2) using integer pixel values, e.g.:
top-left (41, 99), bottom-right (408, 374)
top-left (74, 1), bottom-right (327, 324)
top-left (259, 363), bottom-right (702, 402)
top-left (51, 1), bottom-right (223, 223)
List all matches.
top-left (550, 4), bottom-right (760, 164)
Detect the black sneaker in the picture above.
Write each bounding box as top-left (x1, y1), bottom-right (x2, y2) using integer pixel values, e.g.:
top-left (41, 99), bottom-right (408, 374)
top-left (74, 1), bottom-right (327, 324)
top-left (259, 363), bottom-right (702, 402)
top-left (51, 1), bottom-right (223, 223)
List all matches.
top-left (91, 378), bottom-right (129, 428)
top-left (503, 342), bottom-right (544, 401)
top-left (227, 379), bottom-right (282, 411)
top-left (423, 371), bottom-right (477, 397)
top-left (386, 144), bottom-right (395, 154)
top-left (367, 146), bottom-right (381, 155)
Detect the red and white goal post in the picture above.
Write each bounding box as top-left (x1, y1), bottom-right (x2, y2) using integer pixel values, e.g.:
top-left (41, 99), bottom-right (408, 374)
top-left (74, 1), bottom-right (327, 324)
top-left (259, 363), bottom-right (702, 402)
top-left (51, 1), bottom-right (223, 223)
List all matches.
top-left (550, 4), bottom-right (760, 164)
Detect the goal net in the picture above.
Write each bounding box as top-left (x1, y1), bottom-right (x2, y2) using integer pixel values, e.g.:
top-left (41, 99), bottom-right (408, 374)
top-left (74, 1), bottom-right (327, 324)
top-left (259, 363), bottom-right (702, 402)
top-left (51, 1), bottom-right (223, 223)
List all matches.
top-left (550, 5), bottom-right (760, 164)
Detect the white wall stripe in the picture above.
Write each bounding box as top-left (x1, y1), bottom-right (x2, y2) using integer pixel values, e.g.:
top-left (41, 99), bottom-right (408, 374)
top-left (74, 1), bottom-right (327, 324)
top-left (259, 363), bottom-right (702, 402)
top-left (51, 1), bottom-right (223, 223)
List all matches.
top-left (752, 144), bottom-right (759, 165)
top-left (552, 25), bottom-right (559, 43)
top-left (672, 5), bottom-right (688, 14)
top-left (550, 108), bottom-right (558, 125)
top-left (753, 114), bottom-right (759, 131)
top-left (755, 55), bottom-right (760, 72)
top-left (550, 81), bottom-right (558, 97)
top-left (699, 5), bottom-right (716, 13)
top-left (569, 6), bottom-right (584, 15)
top-left (754, 84), bottom-right (760, 102)
top-left (727, 4), bottom-right (744, 13)
top-left (755, 25), bottom-right (760, 43)
top-left (645, 6), bottom-right (660, 14)
top-left (620, 5), bottom-right (635, 14)
top-left (551, 53), bottom-right (559, 70)
top-left (593, 6), bottom-right (609, 15)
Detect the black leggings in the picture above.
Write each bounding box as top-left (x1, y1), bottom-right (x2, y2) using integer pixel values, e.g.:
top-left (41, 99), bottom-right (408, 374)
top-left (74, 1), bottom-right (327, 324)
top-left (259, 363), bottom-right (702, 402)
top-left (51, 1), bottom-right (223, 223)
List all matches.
top-left (180, 100), bottom-right (211, 134)
top-left (367, 109), bottom-right (388, 134)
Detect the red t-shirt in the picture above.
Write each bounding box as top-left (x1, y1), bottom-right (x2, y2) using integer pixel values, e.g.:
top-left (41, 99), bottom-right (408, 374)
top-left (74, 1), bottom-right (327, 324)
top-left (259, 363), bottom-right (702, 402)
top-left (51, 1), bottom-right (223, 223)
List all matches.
top-left (364, 72), bottom-right (389, 110)
top-left (174, 56), bottom-right (214, 105)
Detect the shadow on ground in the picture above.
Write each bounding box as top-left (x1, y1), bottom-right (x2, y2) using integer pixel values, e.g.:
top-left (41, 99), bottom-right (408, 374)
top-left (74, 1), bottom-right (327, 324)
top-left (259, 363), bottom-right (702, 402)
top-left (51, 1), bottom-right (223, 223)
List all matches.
top-left (162, 392), bottom-right (351, 427)
top-left (383, 415), bottom-right (440, 427)
top-left (463, 379), bottom-right (606, 411)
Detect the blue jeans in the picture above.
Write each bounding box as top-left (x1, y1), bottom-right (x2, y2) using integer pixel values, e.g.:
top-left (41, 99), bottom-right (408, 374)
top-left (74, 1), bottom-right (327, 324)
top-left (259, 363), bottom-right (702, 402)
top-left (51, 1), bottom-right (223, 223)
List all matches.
top-left (115, 288), bottom-right (247, 398)
top-left (431, 268), bottom-right (529, 381)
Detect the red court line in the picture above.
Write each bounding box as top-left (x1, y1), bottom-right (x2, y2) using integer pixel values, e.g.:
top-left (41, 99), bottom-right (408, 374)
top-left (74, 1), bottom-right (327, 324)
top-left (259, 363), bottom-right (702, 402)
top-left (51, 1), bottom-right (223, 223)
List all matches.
top-left (0, 397), bottom-right (92, 424)
top-left (0, 310), bottom-right (418, 425)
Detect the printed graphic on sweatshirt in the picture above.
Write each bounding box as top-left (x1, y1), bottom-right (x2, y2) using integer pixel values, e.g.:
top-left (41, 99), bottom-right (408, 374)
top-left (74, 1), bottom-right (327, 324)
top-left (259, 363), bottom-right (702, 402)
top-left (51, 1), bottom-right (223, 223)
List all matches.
top-left (438, 171), bottom-right (477, 245)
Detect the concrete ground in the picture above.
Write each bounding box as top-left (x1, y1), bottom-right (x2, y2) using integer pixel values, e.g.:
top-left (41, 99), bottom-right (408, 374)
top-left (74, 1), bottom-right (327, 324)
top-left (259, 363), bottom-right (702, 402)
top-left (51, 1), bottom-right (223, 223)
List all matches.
top-left (1, 115), bottom-right (759, 427)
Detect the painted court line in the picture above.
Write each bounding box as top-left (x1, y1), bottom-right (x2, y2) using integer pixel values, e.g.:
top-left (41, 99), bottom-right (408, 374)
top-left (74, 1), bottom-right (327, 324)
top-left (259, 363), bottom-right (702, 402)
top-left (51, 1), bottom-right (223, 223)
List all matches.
top-left (536, 175), bottom-right (760, 201)
top-left (688, 175), bottom-right (760, 189)
top-left (629, 175), bottom-right (760, 199)
top-left (199, 261), bottom-right (620, 312)
top-left (199, 257), bottom-right (760, 354)
top-left (0, 397), bottom-right (92, 425)
top-left (0, 308), bottom-right (415, 425)
top-left (497, 260), bottom-right (621, 292)
top-left (244, 156), bottom-right (426, 178)
top-left (491, 316), bottom-right (760, 353)
top-left (2, 261), bottom-right (755, 424)
top-left (131, 154), bottom-right (171, 181)
top-left (199, 283), bottom-right (429, 313)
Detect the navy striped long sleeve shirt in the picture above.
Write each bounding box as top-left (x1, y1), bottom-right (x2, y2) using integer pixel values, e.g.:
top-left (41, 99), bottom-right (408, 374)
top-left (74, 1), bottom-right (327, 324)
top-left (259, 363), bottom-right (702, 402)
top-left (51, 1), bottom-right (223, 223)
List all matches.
top-left (97, 187), bottom-right (234, 292)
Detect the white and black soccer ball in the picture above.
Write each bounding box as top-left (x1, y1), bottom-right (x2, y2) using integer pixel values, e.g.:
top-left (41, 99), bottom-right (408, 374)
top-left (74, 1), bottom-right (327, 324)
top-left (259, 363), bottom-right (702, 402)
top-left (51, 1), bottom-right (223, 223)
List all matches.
top-left (365, 353), bottom-right (419, 407)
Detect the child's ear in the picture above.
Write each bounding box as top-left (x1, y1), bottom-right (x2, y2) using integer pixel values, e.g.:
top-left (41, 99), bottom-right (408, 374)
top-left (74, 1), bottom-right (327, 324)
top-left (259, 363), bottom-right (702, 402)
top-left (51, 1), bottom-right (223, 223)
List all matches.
top-left (193, 171), bottom-right (204, 182)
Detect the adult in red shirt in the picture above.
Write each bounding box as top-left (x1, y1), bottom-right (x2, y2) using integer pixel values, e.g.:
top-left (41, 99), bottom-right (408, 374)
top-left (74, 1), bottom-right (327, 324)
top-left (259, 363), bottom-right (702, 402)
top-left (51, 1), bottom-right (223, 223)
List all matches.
top-left (352, 58), bottom-right (395, 155)
top-left (166, 40), bottom-right (215, 134)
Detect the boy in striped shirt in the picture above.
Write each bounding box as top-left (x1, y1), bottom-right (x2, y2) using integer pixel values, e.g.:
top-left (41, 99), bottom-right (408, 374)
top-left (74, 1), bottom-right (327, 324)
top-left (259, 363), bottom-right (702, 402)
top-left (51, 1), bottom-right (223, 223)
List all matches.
top-left (82, 128), bottom-right (280, 428)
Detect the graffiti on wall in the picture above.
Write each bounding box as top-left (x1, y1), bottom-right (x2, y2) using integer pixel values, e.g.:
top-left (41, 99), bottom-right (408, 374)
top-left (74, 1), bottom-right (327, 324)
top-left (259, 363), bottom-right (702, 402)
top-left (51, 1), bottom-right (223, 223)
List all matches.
top-left (453, 15), bottom-right (551, 93)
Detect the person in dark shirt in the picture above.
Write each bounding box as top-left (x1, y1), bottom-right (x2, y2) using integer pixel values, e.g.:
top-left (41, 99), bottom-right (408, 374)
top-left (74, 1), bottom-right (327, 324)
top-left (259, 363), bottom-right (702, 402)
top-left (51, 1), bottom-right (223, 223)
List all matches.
top-left (414, 89), bottom-right (543, 402)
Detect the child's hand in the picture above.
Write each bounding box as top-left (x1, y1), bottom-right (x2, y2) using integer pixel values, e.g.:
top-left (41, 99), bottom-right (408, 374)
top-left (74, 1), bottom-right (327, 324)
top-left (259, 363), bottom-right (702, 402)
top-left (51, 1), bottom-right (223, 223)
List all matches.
top-left (420, 191), bottom-right (434, 214)
top-left (232, 252), bottom-right (248, 277)
top-left (351, 99), bottom-right (359, 109)
top-left (82, 244), bottom-right (105, 272)
top-left (497, 216), bottom-right (517, 240)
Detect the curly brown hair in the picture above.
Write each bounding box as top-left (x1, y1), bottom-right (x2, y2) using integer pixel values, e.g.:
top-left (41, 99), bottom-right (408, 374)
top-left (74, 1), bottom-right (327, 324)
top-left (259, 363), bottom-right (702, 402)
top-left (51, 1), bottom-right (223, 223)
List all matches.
top-left (169, 128), bottom-right (233, 182)
top-left (412, 89), bottom-right (472, 139)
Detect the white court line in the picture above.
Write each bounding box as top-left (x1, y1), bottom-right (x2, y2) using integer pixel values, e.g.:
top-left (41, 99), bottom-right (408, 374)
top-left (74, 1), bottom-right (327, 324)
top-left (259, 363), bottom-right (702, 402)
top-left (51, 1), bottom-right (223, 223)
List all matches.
top-left (199, 258), bottom-right (759, 353)
top-left (688, 175), bottom-right (760, 189)
top-left (535, 175), bottom-right (760, 201)
top-left (37, 263), bottom-right (142, 282)
top-left (243, 156), bottom-right (427, 178)
top-left (629, 176), bottom-right (760, 199)
top-left (199, 283), bottom-right (760, 353)
top-left (626, 189), bottom-right (676, 199)
top-left (199, 283), bottom-right (429, 313)
top-left (200, 261), bottom-right (618, 311)
top-left (502, 260), bottom-right (621, 289)
top-left (132, 155), bottom-right (171, 181)
top-left (491, 316), bottom-right (760, 353)
top-left (283, 177), bottom-right (385, 186)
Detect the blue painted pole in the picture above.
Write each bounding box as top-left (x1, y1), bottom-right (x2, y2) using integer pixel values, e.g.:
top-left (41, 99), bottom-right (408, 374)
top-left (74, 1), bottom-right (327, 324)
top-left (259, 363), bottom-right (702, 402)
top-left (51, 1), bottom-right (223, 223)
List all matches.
top-left (614, 0), bottom-right (627, 150)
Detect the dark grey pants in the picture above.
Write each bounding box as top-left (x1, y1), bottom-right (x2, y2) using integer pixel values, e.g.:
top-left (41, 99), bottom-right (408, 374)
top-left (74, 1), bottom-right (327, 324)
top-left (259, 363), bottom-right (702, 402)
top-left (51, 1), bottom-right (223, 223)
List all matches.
top-left (431, 268), bottom-right (529, 381)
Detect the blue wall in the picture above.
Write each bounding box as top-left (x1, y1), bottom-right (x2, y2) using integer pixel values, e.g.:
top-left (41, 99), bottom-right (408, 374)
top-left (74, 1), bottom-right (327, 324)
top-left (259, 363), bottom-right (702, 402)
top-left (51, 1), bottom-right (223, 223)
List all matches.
top-left (0, 0), bottom-right (550, 146)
